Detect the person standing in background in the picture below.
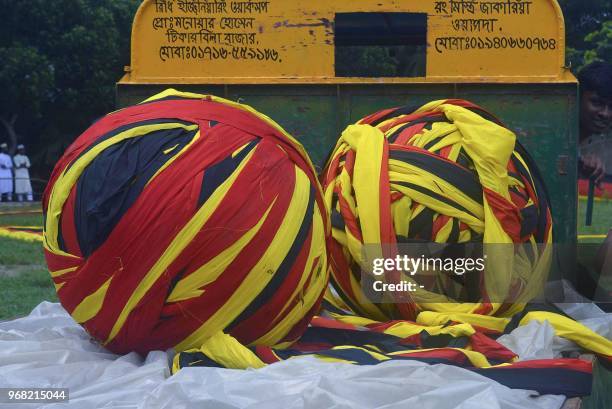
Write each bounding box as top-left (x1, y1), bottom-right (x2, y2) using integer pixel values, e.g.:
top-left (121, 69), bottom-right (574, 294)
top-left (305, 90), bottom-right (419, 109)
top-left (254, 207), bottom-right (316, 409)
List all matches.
top-left (576, 62), bottom-right (612, 307)
top-left (0, 143), bottom-right (13, 202)
top-left (13, 144), bottom-right (33, 202)
top-left (577, 62), bottom-right (612, 188)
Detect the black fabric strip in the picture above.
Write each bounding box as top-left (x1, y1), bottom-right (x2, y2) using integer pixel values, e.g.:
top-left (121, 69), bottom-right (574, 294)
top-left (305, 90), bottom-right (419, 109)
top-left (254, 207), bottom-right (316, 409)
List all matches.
top-left (408, 208), bottom-right (434, 240)
top-left (299, 327), bottom-right (407, 352)
top-left (225, 185), bottom-right (316, 331)
top-left (66, 119), bottom-right (196, 173)
top-left (329, 274), bottom-right (372, 319)
top-left (389, 149), bottom-right (482, 205)
top-left (198, 140), bottom-right (259, 207)
top-left (511, 144), bottom-right (552, 243)
top-left (520, 205), bottom-right (538, 238)
top-left (420, 331), bottom-right (469, 349)
top-left (448, 219), bottom-right (460, 243)
top-left (74, 127), bottom-right (197, 257)
top-left (471, 367), bottom-right (592, 398)
top-left (331, 209), bottom-right (346, 230)
top-left (178, 351), bottom-right (224, 369)
top-left (369, 105), bottom-right (421, 127)
top-left (320, 299), bottom-right (349, 315)
top-left (456, 149), bottom-right (473, 170)
top-left (423, 136), bottom-right (445, 151)
top-left (508, 171), bottom-right (522, 180)
top-left (299, 347), bottom-right (384, 365)
top-left (395, 181), bottom-right (480, 221)
top-left (56, 213), bottom-right (67, 253)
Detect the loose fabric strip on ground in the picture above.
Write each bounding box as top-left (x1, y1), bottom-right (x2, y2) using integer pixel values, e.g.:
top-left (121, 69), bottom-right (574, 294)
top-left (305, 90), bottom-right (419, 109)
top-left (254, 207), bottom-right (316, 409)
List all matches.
top-left (174, 308), bottom-right (607, 398)
top-left (0, 226), bottom-right (43, 242)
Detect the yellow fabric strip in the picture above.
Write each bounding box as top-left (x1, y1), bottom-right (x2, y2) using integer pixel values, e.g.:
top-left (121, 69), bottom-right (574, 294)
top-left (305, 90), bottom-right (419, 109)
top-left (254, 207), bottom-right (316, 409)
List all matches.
top-left (317, 345), bottom-right (391, 363)
top-left (434, 218), bottom-right (453, 243)
top-left (326, 312), bottom-right (476, 339)
top-left (390, 180), bottom-right (484, 234)
top-left (50, 266), bottom-right (78, 278)
top-left (519, 311), bottom-right (612, 357)
top-left (141, 89), bottom-right (205, 103)
top-left (391, 196), bottom-right (412, 238)
top-left (341, 124), bottom-right (385, 245)
top-left (162, 144), bottom-right (179, 155)
top-left (326, 312), bottom-right (381, 327)
top-left (0, 228), bottom-right (43, 243)
top-left (388, 347), bottom-right (492, 368)
top-left (417, 310), bottom-right (510, 332)
top-left (422, 129), bottom-right (462, 153)
top-left (172, 332), bottom-right (266, 373)
top-left (146, 130), bottom-right (201, 186)
top-left (232, 141), bottom-right (254, 157)
top-left (71, 277), bottom-right (114, 324)
top-left (578, 234), bottom-right (607, 240)
top-left (254, 200), bottom-right (328, 345)
top-left (388, 160), bottom-right (484, 218)
top-left (167, 199), bottom-right (277, 303)
top-left (384, 321), bottom-right (476, 338)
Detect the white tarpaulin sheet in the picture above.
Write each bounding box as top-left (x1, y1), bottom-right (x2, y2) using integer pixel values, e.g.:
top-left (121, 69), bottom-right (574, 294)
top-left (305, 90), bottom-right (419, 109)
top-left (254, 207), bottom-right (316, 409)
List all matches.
top-left (0, 301), bottom-right (609, 409)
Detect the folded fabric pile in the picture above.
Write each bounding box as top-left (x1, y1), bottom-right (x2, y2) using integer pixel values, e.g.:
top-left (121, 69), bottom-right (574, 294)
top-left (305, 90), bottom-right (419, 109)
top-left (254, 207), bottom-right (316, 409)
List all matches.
top-left (176, 301), bottom-right (611, 398)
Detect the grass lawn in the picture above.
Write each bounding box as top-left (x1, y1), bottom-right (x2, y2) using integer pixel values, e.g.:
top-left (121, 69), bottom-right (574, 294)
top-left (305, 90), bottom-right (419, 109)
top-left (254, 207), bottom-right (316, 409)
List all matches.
top-left (0, 236), bottom-right (46, 266)
top-left (0, 267), bottom-right (57, 319)
top-left (578, 197), bottom-right (612, 242)
top-left (0, 203), bottom-right (56, 320)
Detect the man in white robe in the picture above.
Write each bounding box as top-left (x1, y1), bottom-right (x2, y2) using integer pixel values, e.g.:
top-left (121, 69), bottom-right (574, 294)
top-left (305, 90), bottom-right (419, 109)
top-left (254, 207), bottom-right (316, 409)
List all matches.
top-left (13, 144), bottom-right (33, 202)
top-left (0, 143), bottom-right (13, 202)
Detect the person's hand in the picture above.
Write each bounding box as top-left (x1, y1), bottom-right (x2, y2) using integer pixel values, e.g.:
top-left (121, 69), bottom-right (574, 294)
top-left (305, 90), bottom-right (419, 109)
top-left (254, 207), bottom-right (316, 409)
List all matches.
top-left (582, 154), bottom-right (606, 187)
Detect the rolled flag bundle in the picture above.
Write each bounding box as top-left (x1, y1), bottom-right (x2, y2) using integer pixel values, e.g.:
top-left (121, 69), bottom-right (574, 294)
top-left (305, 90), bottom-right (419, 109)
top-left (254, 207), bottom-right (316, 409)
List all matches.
top-left (43, 89), bottom-right (329, 355)
top-left (321, 100), bottom-right (553, 321)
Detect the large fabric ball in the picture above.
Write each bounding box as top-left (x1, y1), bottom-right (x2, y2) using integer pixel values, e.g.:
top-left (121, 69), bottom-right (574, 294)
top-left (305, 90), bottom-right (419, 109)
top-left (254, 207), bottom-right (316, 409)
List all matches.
top-left (321, 100), bottom-right (553, 321)
top-left (43, 90), bottom-right (329, 354)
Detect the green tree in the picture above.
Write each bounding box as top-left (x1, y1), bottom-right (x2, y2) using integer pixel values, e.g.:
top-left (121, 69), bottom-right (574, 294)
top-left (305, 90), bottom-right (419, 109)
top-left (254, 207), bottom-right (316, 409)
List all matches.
top-left (558, 0), bottom-right (611, 70)
top-left (583, 21), bottom-right (612, 65)
top-left (0, 47), bottom-right (54, 151)
top-left (0, 0), bottom-right (140, 161)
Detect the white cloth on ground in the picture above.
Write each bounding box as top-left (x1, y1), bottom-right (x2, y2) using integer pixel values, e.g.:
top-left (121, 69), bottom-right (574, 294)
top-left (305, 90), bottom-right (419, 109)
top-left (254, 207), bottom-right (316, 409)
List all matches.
top-left (7, 302), bottom-right (612, 409)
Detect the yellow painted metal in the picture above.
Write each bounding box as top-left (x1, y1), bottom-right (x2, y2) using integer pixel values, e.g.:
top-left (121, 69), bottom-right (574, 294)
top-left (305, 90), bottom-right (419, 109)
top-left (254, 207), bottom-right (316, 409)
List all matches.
top-left (121, 0), bottom-right (574, 84)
